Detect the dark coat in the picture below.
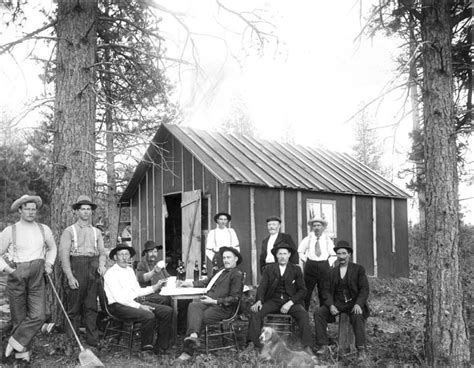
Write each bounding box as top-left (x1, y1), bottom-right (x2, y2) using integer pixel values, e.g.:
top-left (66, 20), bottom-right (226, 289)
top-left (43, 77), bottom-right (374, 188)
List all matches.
top-left (256, 262), bottom-right (306, 305)
top-left (193, 267), bottom-right (243, 308)
top-left (259, 232), bottom-right (299, 273)
top-left (322, 262), bottom-right (370, 318)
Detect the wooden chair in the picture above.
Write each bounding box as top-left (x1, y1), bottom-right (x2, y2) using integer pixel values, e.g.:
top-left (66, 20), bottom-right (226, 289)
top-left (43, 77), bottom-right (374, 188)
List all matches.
top-left (98, 277), bottom-right (141, 357)
top-left (204, 272), bottom-right (246, 354)
top-left (263, 314), bottom-right (295, 337)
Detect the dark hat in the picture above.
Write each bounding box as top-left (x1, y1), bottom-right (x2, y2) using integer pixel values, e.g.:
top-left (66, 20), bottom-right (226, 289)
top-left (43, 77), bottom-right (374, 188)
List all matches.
top-left (219, 246), bottom-right (242, 265)
top-left (214, 212), bottom-right (231, 223)
top-left (109, 243), bottom-right (136, 260)
top-left (266, 216), bottom-right (281, 223)
top-left (307, 217), bottom-right (328, 227)
top-left (271, 242), bottom-right (296, 256)
top-left (72, 195), bottom-right (97, 210)
top-left (334, 240), bottom-right (353, 254)
top-left (141, 240), bottom-right (163, 256)
top-left (11, 194), bottom-right (42, 212)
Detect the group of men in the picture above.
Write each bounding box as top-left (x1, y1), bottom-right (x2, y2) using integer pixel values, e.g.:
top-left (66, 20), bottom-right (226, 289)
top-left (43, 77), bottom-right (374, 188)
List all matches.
top-left (0, 193), bottom-right (369, 365)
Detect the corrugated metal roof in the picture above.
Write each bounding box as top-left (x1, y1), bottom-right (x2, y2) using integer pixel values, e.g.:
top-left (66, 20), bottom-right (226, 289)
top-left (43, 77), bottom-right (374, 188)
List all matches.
top-left (120, 123), bottom-right (410, 201)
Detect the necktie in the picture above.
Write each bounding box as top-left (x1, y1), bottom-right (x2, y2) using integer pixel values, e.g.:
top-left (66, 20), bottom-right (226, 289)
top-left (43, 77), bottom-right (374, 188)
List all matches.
top-left (315, 236), bottom-right (321, 257)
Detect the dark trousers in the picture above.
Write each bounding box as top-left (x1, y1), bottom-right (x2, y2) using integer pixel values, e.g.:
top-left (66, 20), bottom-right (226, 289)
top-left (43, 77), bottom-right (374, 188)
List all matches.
top-left (7, 259), bottom-right (47, 349)
top-left (143, 293), bottom-right (172, 306)
top-left (109, 302), bottom-right (172, 350)
top-left (314, 306), bottom-right (366, 347)
top-left (66, 256), bottom-right (99, 344)
top-left (246, 298), bottom-right (313, 348)
top-left (303, 260), bottom-right (330, 310)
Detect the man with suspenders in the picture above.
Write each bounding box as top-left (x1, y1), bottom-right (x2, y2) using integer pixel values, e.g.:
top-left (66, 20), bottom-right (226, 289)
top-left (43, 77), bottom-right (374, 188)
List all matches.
top-left (59, 195), bottom-right (107, 348)
top-left (0, 194), bottom-right (57, 363)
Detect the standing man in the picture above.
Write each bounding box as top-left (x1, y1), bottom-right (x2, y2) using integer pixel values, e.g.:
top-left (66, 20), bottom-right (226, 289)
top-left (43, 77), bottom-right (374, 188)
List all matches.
top-left (59, 195), bottom-right (107, 347)
top-left (176, 247), bottom-right (243, 361)
top-left (205, 212), bottom-right (239, 271)
top-left (298, 217), bottom-right (336, 310)
top-left (104, 243), bottom-right (172, 356)
top-left (314, 240), bottom-right (369, 361)
top-left (260, 216), bottom-right (298, 274)
top-left (136, 240), bottom-right (171, 306)
top-left (0, 194), bottom-right (57, 363)
top-left (245, 243), bottom-right (313, 356)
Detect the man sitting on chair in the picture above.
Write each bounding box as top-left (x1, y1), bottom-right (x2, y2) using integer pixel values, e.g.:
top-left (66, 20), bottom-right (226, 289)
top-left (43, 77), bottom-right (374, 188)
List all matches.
top-left (176, 247), bottom-right (244, 361)
top-left (313, 240), bottom-right (369, 361)
top-left (103, 243), bottom-right (173, 357)
top-left (245, 243), bottom-right (313, 356)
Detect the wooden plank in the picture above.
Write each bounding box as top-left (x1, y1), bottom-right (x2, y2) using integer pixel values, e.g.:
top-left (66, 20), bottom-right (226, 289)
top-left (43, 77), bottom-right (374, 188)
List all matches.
top-left (250, 187), bottom-right (257, 285)
top-left (394, 199), bottom-right (409, 277)
top-left (183, 148), bottom-right (193, 192)
top-left (373, 197), bottom-right (378, 277)
top-left (284, 190), bottom-right (298, 243)
top-left (356, 196), bottom-right (374, 275)
top-left (391, 199), bottom-right (396, 253)
top-left (230, 185), bottom-right (251, 282)
top-left (279, 190), bottom-right (285, 232)
top-left (376, 198), bottom-right (392, 277)
top-left (297, 191), bottom-right (302, 244)
top-left (352, 195), bottom-right (357, 263)
top-left (181, 190), bottom-right (202, 278)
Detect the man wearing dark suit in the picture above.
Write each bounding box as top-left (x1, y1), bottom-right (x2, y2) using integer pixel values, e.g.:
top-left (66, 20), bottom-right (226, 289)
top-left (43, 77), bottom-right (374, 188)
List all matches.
top-left (259, 216), bottom-right (298, 274)
top-left (246, 243), bottom-right (313, 355)
top-left (176, 247), bottom-right (244, 361)
top-left (314, 240), bottom-right (369, 361)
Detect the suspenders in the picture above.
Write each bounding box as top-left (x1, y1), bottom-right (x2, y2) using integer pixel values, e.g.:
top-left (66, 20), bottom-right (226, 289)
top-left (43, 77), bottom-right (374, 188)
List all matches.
top-left (10, 222), bottom-right (46, 261)
top-left (69, 224), bottom-right (98, 254)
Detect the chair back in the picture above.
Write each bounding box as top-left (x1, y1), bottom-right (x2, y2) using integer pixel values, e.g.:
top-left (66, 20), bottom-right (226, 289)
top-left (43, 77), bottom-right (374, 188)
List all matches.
top-left (221, 271), bottom-right (246, 323)
top-left (98, 277), bottom-right (115, 318)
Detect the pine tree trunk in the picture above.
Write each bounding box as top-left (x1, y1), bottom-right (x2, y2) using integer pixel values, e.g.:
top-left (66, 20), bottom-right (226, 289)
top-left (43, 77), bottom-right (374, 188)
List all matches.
top-left (421, 0), bottom-right (470, 365)
top-left (50, 0), bottom-right (97, 327)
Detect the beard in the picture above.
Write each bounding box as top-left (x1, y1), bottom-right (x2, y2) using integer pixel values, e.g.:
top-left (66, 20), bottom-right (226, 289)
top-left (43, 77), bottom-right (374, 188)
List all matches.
top-left (147, 255), bottom-right (158, 263)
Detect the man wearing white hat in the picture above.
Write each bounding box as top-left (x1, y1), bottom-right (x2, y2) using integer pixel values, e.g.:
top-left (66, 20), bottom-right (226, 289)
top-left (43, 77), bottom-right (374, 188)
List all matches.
top-left (0, 194), bottom-right (57, 363)
top-left (298, 217), bottom-right (336, 310)
top-left (59, 195), bottom-right (107, 347)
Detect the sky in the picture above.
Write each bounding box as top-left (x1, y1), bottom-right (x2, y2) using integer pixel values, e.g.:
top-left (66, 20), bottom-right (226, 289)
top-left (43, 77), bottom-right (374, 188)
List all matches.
top-left (0, 0), bottom-right (472, 223)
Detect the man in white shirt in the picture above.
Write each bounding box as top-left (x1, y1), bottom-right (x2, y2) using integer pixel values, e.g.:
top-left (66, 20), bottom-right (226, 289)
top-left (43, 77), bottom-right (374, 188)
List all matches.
top-left (104, 244), bottom-right (172, 355)
top-left (298, 217), bottom-right (335, 310)
top-left (0, 194), bottom-right (57, 363)
top-left (259, 216), bottom-right (298, 274)
top-left (205, 212), bottom-right (239, 272)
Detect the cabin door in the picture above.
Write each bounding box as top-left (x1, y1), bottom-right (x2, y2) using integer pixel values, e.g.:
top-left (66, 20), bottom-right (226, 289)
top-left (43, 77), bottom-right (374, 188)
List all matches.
top-left (181, 190), bottom-right (202, 278)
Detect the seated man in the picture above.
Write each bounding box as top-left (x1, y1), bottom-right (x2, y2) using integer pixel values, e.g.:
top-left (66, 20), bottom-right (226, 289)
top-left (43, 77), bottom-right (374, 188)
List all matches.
top-left (245, 243), bottom-right (313, 355)
top-left (176, 247), bottom-right (244, 361)
top-left (136, 240), bottom-right (171, 306)
top-left (104, 243), bottom-right (173, 356)
top-left (313, 240), bottom-right (369, 361)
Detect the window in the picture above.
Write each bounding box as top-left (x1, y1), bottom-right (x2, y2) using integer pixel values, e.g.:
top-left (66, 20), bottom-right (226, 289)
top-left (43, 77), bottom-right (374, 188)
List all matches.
top-left (306, 199), bottom-right (337, 238)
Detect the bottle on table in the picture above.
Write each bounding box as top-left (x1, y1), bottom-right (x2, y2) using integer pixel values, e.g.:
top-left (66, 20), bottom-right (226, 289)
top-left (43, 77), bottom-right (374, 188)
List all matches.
top-left (201, 262), bottom-right (208, 280)
top-left (193, 260), bottom-right (200, 282)
top-left (177, 260), bottom-right (186, 281)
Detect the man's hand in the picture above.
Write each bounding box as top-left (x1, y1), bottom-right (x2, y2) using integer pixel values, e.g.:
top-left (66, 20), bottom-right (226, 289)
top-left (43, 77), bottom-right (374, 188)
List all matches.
top-left (67, 276), bottom-right (79, 289)
top-left (97, 265), bottom-right (106, 276)
top-left (153, 263), bottom-right (163, 274)
top-left (44, 262), bottom-right (53, 275)
top-left (152, 279), bottom-right (167, 292)
top-left (329, 305), bottom-right (339, 316)
top-left (199, 295), bottom-right (217, 305)
top-left (250, 300), bottom-right (262, 313)
top-left (280, 300), bottom-right (294, 314)
top-left (139, 304), bottom-right (155, 312)
top-left (5, 266), bottom-right (16, 275)
top-left (352, 304), bottom-right (363, 314)
top-left (177, 280), bottom-right (193, 288)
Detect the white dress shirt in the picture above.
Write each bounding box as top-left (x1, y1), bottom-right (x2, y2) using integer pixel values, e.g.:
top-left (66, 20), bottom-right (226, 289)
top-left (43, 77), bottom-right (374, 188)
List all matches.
top-left (205, 227), bottom-right (239, 260)
top-left (104, 263), bottom-right (154, 309)
top-left (298, 232), bottom-right (336, 266)
top-left (265, 233), bottom-right (278, 263)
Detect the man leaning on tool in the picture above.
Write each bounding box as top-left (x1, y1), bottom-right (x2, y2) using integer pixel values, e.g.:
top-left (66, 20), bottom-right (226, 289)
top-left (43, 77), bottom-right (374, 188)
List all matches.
top-left (59, 195), bottom-right (107, 348)
top-left (0, 194), bottom-right (57, 364)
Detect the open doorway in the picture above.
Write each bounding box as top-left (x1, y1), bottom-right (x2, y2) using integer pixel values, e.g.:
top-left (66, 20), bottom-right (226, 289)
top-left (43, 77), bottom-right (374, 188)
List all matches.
top-left (164, 193), bottom-right (181, 276)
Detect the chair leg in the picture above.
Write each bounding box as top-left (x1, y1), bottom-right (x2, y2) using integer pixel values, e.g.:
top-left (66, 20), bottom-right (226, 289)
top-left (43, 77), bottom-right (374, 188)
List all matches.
top-left (103, 320), bottom-right (111, 340)
top-left (220, 324), bottom-right (226, 347)
top-left (230, 324), bottom-right (239, 352)
top-left (128, 323), bottom-right (134, 358)
top-left (205, 325), bottom-right (209, 355)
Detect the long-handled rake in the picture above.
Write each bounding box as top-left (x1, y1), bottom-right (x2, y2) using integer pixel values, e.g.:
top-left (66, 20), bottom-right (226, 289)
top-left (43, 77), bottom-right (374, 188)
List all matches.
top-left (46, 274), bottom-right (104, 367)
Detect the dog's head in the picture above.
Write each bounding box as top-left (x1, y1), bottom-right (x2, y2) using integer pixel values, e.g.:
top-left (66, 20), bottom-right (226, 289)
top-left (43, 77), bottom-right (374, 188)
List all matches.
top-left (259, 326), bottom-right (281, 346)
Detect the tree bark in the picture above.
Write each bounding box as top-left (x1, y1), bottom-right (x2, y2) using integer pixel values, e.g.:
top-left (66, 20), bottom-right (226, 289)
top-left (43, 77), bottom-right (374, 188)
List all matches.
top-left (421, 0), bottom-right (470, 366)
top-left (50, 0), bottom-right (97, 326)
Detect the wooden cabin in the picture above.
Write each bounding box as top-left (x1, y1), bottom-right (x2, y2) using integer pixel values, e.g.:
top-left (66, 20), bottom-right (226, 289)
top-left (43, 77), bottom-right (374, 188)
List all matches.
top-left (119, 123), bottom-right (410, 285)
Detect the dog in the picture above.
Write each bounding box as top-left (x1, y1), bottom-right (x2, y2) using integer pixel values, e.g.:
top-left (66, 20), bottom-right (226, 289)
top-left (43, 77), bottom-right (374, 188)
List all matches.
top-left (259, 326), bottom-right (318, 367)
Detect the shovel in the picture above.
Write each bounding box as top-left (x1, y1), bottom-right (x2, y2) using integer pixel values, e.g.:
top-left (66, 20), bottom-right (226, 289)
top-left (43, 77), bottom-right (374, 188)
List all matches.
top-left (46, 274), bottom-right (104, 367)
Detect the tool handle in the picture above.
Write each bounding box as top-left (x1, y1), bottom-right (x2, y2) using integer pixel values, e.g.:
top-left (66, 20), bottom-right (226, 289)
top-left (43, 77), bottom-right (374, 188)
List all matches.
top-left (46, 273), bottom-right (85, 351)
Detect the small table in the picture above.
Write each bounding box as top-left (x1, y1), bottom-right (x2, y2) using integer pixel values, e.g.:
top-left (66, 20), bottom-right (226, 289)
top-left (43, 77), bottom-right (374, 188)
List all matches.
top-left (160, 286), bottom-right (206, 343)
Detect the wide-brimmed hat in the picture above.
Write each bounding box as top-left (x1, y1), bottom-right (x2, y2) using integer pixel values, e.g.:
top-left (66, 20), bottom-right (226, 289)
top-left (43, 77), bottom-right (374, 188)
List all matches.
top-left (219, 246), bottom-right (242, 265)
top-left (109, 243), bottom-right (136, 260)
top-left (214, 212), bottom-right (231, 223)
top-left (307, 217), bottom-right (328, 227)
top-left (334, 240), bottom-right (353, 254)
top-left (11, 195), bottom-right (42, 212)
top-left (141, 240), bottom-right (163, 256)
top-left (271, 242), bottom-right (296, 257)
top-left (266, 216), bottom-right (281, 223)
top-left (72, 195), bottom-right (97, 210)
